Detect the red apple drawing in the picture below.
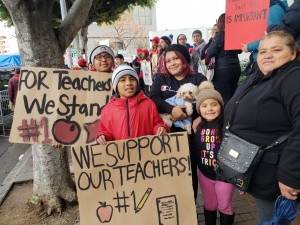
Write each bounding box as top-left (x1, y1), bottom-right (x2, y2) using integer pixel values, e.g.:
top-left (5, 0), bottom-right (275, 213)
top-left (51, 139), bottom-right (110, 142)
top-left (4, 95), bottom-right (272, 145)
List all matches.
top-left (52, 116), bottom-right (81, 145)
top-left (96, 202), bottom-right (113, 223)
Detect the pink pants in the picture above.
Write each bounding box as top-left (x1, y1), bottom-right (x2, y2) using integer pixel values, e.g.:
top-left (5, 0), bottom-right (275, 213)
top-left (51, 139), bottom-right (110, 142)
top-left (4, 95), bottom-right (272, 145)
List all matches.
top-left (198, 171), bottom-right (235, 215)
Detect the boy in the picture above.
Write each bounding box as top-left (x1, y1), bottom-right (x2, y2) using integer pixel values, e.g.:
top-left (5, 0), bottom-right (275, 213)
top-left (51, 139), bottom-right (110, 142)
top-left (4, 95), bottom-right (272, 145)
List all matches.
top-left (89, 45), bottom-right (115, 72)
top-left (96, 65), bottom-right (169, 144)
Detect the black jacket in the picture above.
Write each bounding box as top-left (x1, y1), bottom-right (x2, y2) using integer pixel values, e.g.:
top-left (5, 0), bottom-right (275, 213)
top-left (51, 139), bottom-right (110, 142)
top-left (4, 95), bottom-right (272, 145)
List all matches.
top-left (224, 61), bottom-right (300, 200)
top-left (149, 73), bottom-right (206, 116)
top-left (206, 31), bottom-right (241, 69)
top-left (268, 0), bottom-right (300, 45)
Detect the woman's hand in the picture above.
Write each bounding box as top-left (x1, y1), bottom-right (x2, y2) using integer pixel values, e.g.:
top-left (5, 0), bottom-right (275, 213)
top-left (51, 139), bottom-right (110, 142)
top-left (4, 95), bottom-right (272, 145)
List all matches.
top-left (241, 43), bottom-right (248, 53)
top-left (156, 126), bottom-right (167, 136)
top-left (279, 181), bottom-right (299, 200)
top-left (96, 135), bottom-right (107, 145)
top-left (192, 116), bottom-right (202, 133)
top-left (171, 105), bottom-right (187, 120)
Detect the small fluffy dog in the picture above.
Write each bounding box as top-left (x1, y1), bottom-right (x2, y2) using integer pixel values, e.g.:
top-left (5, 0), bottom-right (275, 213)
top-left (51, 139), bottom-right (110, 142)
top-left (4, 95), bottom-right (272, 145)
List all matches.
top-left (161, 83), bottom-right (199, 134)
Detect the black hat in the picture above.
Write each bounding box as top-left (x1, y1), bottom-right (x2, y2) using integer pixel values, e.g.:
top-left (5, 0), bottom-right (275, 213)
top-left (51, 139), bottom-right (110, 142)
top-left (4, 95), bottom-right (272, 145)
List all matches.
top-left (115, 54), bottom-right (124, 59)
top-left (160, 35), bottom-right (173, 45)
top-left (164, 44), bottom-right (191, 64)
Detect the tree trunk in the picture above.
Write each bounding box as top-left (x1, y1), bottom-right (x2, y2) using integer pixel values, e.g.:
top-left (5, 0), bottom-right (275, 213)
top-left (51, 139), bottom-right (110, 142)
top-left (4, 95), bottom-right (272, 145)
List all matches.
top-left (32, 144), bottom-right (77, 214)
top-left (2, 0), bottom-right (79, 214)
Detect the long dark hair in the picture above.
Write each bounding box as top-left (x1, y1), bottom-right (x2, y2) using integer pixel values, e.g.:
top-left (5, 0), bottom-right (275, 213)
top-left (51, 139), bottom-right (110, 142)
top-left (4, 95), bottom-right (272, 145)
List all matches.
top-left (162, 50), bottom-right (193, 76)
top-left (217, 13), bottom-right (225, 32)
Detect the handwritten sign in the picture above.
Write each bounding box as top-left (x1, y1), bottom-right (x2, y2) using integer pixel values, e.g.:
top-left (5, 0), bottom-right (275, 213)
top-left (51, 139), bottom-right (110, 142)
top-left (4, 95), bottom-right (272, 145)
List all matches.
top-left (71, 132), bottom-right (198, 225)
top-left (9, 67), bottom-right (112, 145)
top-left (141, 60), bottom-right (152, 86)
top-left (225, 0), bottom-right (269, 50)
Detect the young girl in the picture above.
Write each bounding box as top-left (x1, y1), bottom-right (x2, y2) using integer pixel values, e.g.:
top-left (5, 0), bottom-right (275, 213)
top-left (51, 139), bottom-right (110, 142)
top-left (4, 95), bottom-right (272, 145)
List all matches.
top-left (96, 64), bottom-right (169, 144)
top-left (193, 81), bottom-right (235, 225)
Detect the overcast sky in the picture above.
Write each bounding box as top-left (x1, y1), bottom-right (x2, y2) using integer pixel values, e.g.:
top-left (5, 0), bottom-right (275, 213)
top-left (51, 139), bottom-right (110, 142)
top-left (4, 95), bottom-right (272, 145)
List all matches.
top-left (155, 0), bottom-right (226, 30)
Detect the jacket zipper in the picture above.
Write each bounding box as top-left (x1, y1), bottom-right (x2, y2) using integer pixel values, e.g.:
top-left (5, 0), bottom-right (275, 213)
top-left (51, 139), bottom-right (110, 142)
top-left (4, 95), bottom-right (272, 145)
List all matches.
top-left (126, 99), bottom-right (130, 136)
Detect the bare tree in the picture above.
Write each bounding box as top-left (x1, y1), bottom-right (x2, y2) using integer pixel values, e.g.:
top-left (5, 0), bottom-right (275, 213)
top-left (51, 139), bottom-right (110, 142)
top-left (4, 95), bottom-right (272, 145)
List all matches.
top-left (106, 11), bottom-right (148, 51)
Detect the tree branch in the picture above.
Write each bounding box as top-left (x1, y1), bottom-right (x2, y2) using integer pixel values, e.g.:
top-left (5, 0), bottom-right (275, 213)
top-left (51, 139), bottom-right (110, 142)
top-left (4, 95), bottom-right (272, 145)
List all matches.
top-left (57, 0), bottom-right (93, 50)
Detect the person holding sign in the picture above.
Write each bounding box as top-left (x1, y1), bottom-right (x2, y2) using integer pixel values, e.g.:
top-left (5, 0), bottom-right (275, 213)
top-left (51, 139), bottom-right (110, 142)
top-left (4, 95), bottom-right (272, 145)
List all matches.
top-left (96, 64), bottom-right (169, 144)
top-left (224, 31), bottom-right (300, 223)
top-left (148, 44), bottom-right (207, 200)
top-left (206, 13), bottom-right (242, 105)
top-left (193, 81), bottom-right (235, 225)
top-left (89, 45), bottom-right (115, 72)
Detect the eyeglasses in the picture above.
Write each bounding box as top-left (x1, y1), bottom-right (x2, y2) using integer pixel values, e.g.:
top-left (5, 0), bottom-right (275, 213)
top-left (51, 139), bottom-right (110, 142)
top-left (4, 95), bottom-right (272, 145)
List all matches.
top-left (94, 54), bottom-right (112, 61)
top-left (178, 38), bottom-right (186, 41)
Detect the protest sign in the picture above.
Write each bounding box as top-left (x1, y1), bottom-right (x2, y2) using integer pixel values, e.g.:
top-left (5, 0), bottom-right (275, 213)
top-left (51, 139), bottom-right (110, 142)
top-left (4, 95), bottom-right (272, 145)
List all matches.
top-left (71, 132), bottom-right (197, 225)
top-left (9, 67), bottom-right (112, 145)
top-left (225, 0), bottom-right (270, 50)
top-left (141, 60), bottom-right (152, 86)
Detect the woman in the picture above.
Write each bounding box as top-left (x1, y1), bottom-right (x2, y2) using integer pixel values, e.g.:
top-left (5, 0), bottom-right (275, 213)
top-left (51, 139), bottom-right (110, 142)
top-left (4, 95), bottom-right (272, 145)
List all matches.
top-left (149, 44), bottom-right (207, 199)
top-left (224, 30), bottom-right (300, 223)
top-left (150, 36), bottom-right (160, 75)
top-left (206, 13), bottom-right (242, 105)
top-left (177, 34), bottom-right (191, 50)
top-left (242, 0), bottom-right (288, 63)
top-left (201, 24), bottom-right (218, 67)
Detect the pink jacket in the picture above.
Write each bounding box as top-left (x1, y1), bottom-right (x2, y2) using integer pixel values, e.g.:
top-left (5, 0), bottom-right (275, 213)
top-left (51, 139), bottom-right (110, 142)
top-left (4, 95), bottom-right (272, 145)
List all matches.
top-left (97, 91), bottom-right (169, 141)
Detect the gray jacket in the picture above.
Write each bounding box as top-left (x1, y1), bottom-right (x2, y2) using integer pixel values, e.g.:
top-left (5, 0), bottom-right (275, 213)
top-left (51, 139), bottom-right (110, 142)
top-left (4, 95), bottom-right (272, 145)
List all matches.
top-left (191, 39), bottom-right (206, 73)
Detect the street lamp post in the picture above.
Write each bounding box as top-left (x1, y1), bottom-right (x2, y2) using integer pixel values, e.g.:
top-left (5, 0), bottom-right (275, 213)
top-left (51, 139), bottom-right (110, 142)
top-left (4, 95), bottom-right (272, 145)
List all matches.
top-left (60, 0), bottom-right (73, 68)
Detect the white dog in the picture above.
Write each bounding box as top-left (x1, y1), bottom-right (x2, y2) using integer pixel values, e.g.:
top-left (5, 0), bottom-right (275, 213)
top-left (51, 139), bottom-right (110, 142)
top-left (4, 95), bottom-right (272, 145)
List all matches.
top-left (161, 83), bottom-right (199, 134)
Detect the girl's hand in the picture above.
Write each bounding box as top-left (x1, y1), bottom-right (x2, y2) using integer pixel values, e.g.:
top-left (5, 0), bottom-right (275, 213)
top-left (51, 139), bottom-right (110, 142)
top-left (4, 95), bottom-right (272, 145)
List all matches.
top-left (279, 181), bottom-right (299, 200)
top-left (156, 126), bottom-right (167, 136)
top-left (96, 135), bottom-right (107, 145)
top-left (52, 142), bottom-right (64, 149)
top-left (192, 116), bottom-right (202, 133)
top-left (171, 106), bottom-right (187, 120)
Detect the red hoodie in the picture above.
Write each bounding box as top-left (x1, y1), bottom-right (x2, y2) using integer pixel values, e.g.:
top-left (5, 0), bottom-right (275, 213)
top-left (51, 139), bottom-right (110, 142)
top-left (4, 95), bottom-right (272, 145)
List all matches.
top-left (97, 91), bottom-right (169, 141)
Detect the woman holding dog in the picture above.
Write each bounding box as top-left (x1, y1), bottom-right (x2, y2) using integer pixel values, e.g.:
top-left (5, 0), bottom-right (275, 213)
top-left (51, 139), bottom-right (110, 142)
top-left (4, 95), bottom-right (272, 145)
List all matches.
top-left (148, 44), bottom-right (207, 200)
top-left (223, 31), bottom-right (300, 223)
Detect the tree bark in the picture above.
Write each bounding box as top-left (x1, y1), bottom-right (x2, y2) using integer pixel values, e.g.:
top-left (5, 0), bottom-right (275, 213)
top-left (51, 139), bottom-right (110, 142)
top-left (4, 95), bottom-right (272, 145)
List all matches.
top-left (2, 0), bottom-right (92, 214)
top-left (32, 144), bottom-right (77, 215)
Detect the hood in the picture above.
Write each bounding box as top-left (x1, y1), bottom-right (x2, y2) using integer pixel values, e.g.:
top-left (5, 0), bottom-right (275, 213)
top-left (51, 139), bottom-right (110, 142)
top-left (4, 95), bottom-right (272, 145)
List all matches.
top-left (110, 91), bottom-right (148, 109)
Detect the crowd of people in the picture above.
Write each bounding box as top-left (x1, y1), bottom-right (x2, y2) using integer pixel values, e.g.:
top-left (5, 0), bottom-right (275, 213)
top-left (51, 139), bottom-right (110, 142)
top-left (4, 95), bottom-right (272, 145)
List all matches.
top-left (9, 1), bottom-right (300, 224)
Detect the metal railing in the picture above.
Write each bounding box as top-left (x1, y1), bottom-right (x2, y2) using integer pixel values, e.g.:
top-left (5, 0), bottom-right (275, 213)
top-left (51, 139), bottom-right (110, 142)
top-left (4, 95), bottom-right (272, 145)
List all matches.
top-left (0, 90), bottom-right (13, 136)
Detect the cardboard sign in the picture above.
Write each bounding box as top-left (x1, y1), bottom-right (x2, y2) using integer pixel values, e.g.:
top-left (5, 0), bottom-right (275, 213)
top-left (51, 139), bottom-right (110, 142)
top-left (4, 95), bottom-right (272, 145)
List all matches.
top-left (9, 67), bottom-right (112, 146)
top-left (141, 60), bottom-right (152, 86)
top-left (71, 132), bottom-right (197, 225)
top-left (225, 0), bottom-right (270, 50)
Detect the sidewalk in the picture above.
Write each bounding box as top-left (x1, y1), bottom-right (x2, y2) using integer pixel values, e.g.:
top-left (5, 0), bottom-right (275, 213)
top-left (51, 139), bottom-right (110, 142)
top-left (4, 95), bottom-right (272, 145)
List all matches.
top-left (1, 145), bottom-right (299, 225)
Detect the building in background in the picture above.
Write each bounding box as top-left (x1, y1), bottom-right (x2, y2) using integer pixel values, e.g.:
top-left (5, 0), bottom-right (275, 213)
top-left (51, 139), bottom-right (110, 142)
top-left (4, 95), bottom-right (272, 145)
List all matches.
top-left (0, 36), bottom-right (9, 54)
top-left (87, 6), bottom-right (157, 63)
top-left (0, 22), bottom-right (19, 55)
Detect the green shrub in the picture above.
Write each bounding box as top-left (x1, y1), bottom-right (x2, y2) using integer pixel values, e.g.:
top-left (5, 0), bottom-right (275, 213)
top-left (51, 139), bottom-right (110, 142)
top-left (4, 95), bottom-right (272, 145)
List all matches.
top-left (239, 59), bottom-right (249, 85)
